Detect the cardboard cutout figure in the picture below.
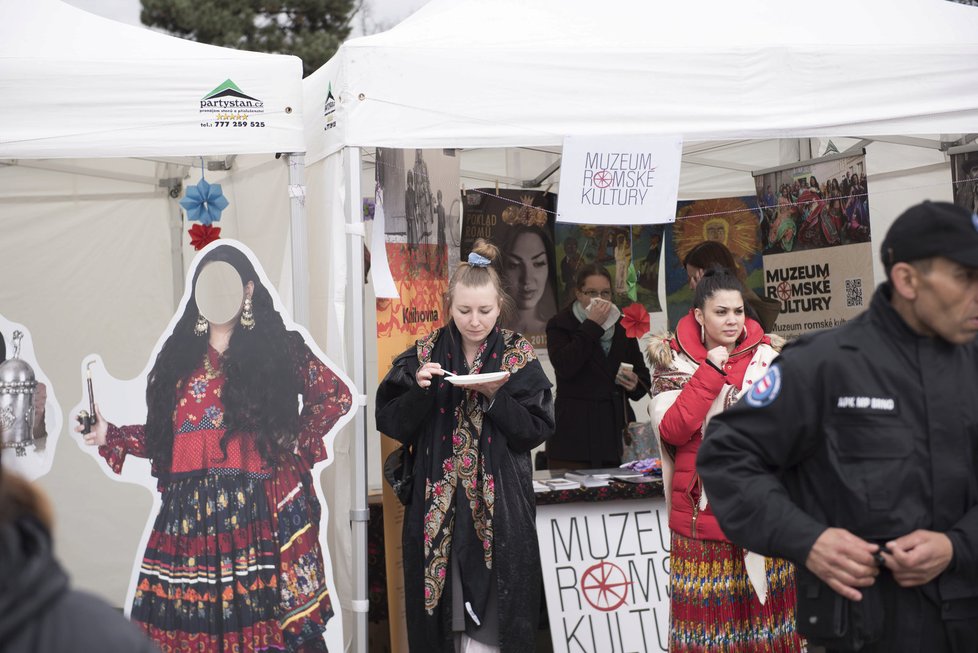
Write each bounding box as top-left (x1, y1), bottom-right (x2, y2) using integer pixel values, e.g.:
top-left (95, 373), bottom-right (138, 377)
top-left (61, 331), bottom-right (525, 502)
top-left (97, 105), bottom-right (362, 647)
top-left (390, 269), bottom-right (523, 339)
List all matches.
top-left (73, 241), bottom-right (355, 653)
top-left (0, 316), bottom-right (62, 480)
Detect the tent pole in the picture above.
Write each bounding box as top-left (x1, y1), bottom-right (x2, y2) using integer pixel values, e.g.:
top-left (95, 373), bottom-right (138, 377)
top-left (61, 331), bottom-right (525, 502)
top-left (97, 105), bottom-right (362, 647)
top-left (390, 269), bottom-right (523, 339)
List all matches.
top-left (286, 152), bottom-right (310, 325)
top-left (344, 145), bottom-right (369, 653)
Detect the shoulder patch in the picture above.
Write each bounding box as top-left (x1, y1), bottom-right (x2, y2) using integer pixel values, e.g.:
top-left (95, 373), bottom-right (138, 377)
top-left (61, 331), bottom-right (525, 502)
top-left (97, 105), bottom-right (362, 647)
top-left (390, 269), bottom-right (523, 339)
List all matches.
top-left (744, 364), bottom-right (782, 408)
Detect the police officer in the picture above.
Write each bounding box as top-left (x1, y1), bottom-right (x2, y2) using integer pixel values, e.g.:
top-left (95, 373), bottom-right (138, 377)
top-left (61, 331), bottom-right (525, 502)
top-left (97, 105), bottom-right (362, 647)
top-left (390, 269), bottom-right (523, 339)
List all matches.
top-left (698, 200), bottom-right (978, 652)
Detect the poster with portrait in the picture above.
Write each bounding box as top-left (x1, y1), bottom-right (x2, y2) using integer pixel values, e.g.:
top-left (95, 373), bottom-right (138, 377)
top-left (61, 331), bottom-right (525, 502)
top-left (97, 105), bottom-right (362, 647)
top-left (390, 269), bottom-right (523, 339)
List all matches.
top-left (461, 189), bottom-right (559, 350)
top-left (753, 153), bottom-right (875, 339)
top-left (70, 240), bottom-right (357, 652)
top-left (376, 147), bottom-right (462, 269)
top-left (951, 150), bottom-right (978, 214)
top-left (554, 223), bottom-right (665, 314)
top-left (664, 197), bottom-right (766, 331)
top-left (0, 315), bottom-right (63, 480)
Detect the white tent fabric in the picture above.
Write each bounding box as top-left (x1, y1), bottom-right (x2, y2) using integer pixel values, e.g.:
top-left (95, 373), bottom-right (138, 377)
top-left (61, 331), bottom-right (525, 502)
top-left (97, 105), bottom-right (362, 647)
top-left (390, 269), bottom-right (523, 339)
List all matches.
top-left (0, 0), bottom-right (352, 647)
top-left (306, 0), bottom-right (978, 161)
top-left (0, 0), bottom-right (304, 157)
top-left (303, 2), bottom-right (977, 650)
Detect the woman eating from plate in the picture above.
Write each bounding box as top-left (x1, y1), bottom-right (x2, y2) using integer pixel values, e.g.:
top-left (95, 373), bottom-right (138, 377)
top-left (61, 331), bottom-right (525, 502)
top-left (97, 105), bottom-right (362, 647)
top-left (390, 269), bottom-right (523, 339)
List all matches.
top-left (375, 238), bottom-right (554, 653)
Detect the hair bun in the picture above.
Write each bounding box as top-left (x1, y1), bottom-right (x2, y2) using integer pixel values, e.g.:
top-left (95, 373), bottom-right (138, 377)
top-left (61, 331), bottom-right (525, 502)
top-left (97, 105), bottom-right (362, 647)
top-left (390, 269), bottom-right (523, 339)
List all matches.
top-left (470, 238), bottom-right (500, 264)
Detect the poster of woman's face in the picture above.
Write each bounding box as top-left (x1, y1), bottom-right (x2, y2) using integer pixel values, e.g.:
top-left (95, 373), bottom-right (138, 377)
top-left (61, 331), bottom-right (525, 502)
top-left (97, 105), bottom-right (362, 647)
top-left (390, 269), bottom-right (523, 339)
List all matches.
top-left (0, 316), bottom-right (62, 480)
top-left (461, 190), bottom-right (558, 350)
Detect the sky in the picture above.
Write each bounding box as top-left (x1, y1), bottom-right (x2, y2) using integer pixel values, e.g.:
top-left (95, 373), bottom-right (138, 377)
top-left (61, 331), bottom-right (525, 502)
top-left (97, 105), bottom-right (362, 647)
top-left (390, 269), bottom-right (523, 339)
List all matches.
top-left (63, 0), bottom-right (431, 37)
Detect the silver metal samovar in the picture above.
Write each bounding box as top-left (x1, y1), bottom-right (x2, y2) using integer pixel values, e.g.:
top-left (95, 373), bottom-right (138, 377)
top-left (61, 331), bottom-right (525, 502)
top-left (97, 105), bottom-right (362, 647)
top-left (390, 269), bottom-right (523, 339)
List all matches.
top-left (0, 331), bottom-right (40, 456)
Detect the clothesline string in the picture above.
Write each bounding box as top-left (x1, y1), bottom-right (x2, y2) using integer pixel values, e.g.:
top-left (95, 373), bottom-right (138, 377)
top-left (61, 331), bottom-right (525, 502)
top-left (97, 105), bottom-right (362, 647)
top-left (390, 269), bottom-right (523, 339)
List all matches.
top-left (373, 151), bottom-right (975, 223)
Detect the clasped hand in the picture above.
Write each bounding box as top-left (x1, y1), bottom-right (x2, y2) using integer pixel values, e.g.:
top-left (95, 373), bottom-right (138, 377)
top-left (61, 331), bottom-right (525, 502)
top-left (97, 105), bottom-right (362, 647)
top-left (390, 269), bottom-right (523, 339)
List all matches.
top-left (806, 527), bottom-right (953, 601)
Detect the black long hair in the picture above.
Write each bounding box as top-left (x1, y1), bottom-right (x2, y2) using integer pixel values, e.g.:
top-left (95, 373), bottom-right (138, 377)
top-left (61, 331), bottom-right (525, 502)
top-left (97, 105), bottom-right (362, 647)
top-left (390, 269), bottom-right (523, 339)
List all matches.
top-left (692, 266), bottom-right (761, 324)
top-left (145, 244), bottom-right (303, 470)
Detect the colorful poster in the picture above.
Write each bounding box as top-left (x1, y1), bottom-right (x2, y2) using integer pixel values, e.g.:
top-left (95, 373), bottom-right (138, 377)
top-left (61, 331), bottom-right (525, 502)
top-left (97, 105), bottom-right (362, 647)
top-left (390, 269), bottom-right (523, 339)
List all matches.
top-left (375, 236), bottom-right (451, 653)
top-left (461, 190), bottom-right (558, 350)
top-left (951, 150), bottom-right (978, 214)
top-left (557, 134), bottom-right (683, 225)
top-left (537, 499), bottom-right (671, 653)
top-left (753, 154), bottom-right (874, 338)
top-left (555, 224), bottom-right (664, 313)
top-left (754, 154), bottom-right (871, 256)
top-left (664, 197), bottom-right (765, 331)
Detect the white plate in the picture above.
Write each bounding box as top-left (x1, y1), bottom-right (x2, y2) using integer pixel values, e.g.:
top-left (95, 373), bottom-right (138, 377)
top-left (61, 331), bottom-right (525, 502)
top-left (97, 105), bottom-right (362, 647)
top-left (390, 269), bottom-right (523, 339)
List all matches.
top-left (444, 371), bottom-right (509, 386)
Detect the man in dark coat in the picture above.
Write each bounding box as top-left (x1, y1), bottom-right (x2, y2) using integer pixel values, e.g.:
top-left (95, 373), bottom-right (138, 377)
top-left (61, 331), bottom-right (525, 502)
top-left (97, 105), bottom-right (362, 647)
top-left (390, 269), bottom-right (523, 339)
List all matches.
top-left (698, 201), bottom-right (978, 652)
top-left (0, 465), bottom-right (159, 653)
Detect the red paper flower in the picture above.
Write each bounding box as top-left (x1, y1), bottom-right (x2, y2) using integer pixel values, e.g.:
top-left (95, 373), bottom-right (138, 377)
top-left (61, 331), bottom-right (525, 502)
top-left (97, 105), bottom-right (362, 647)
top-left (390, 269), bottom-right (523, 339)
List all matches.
top-left (189, 223), bottom-right (221, 250)
top-left (621, 302), bottom-right (650, 339)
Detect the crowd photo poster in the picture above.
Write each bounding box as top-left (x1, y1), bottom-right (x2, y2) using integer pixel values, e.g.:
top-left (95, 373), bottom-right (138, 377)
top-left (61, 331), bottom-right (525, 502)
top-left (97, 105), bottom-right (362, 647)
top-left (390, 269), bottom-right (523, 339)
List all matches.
top-left (753, 153), bottom-right (874, 339)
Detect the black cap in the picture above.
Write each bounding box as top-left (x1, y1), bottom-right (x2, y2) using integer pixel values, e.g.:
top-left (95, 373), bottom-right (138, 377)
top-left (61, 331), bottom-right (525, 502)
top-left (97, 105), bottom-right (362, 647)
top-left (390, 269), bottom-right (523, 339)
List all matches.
top-left (881, 201), bottom-right (978, 268)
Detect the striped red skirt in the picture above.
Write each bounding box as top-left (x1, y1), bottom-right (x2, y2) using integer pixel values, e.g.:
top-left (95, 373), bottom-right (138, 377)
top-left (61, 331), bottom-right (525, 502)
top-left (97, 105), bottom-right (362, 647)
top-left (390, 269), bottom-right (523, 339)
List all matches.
top-left (669, 531), bottom-right (806, 652)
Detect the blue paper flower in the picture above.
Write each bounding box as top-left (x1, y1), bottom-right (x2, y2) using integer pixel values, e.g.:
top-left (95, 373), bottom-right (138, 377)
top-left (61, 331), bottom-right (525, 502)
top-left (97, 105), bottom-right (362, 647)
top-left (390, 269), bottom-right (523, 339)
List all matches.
top-left (180, 177), bottom-right (229, 225)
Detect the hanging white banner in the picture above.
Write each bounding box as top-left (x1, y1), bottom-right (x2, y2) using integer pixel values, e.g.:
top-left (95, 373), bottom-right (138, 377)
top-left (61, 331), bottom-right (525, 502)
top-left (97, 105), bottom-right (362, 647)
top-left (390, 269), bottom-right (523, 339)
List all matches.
top-left (557, 135), bottom-right (682, 225)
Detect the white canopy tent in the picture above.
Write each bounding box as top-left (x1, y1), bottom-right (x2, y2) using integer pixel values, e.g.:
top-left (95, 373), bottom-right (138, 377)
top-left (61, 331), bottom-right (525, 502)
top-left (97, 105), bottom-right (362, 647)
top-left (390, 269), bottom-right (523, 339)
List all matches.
top-left (0, 0), bottom-right (360, 647)
top-left (305, 0), bottom-right (978, 649)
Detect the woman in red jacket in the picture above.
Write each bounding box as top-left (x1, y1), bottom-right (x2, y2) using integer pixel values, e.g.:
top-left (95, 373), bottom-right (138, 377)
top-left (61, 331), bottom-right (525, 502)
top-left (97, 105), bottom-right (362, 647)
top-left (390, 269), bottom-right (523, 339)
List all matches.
top-left (647, 267), bottom-right (803, 652)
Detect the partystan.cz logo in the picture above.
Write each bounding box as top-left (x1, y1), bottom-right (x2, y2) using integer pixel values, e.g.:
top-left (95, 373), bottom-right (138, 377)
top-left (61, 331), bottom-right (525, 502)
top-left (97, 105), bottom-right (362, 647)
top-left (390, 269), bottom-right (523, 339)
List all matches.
top-left (199, 79), bottom-right (265, 128)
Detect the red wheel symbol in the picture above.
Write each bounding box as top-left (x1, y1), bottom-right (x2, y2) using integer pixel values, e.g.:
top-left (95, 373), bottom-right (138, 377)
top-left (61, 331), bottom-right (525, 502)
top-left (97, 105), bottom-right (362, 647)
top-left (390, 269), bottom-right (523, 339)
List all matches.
top-left (776, 280), bottom-right (792, 301)
top-left (580, 561), bottom-right (630, 611)
top-left (592, 170), bottom-right (613, 188)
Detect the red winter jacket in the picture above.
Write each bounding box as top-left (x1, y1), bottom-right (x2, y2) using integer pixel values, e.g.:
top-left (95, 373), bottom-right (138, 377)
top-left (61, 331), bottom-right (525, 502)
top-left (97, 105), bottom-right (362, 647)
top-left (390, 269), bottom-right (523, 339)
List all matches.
top-left (654, 312), bottom-right (774, 542)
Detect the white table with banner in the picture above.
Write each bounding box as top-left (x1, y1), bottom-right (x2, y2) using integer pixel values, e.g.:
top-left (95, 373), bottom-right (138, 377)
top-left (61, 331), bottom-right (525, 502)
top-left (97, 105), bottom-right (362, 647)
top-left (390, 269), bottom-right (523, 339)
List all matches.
top-left (534, 471), bottom-right (669, 653)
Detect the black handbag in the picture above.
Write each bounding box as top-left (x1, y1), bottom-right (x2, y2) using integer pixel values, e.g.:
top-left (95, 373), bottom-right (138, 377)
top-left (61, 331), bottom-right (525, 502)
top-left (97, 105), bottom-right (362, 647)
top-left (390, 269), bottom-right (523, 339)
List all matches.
top-left (383, 445), bottom-right (414, 506)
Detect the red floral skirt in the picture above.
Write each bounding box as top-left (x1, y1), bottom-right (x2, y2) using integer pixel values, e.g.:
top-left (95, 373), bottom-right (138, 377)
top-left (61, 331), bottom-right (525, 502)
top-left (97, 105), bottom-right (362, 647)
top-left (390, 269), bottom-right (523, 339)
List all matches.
top-left (132, 464), bottom-right (331, 653)
top-left (669, 531), bottom-right (806, 652)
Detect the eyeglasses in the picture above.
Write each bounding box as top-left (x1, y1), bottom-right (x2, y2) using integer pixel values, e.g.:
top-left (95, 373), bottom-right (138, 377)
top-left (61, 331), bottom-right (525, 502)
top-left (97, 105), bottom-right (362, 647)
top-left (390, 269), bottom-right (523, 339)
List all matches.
top-left (581, 289), bottom-right (613, 299)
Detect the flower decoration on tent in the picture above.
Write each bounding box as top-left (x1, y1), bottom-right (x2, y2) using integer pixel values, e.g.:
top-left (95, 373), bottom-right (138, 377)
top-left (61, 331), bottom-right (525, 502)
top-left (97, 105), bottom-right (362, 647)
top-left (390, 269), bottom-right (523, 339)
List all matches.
top-left (189, 223), bottom-right (222, 250)
top-left (621, 302), bottom-right (650, 339)
top-left (180, 177), bottom-right (229, 226)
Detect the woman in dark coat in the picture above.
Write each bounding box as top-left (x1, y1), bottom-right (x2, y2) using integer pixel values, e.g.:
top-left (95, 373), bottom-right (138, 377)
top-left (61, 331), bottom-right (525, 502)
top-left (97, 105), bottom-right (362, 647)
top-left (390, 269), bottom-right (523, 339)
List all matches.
top-left (376, 239), bottom-right (554, 653)
top-left (545, 263), bottom-right (651, 469)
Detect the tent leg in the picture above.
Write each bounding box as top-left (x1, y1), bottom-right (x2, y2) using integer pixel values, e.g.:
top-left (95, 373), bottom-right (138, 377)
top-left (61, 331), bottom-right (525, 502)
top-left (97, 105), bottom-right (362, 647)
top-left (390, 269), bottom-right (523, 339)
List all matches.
top-left (286, 153), bottom-right (310, 326)
top-left (344, 146), bottom-right (369, 653)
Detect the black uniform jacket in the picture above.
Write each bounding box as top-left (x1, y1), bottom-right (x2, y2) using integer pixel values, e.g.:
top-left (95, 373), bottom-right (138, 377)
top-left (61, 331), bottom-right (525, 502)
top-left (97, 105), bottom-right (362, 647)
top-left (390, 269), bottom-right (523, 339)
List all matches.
top-left (699, 284), bottom-right (978, 630)
top-left (545, 305), bottom-right (652, 465)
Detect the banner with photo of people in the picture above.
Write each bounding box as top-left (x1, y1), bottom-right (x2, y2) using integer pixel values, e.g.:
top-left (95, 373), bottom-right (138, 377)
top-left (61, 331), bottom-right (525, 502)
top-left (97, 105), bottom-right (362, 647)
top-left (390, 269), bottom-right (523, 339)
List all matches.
top-left (374, 147), bottom-right (460, 652)
top-left (376, 147), bottom-right (462, 269)
top-left (664, 197), bottom-right (766, 332)
top-left (753, 153), bottom-right (874, 339)
top-left (555, 224), bottom-right (665, 314)
top-left (951, 150), bottom-right (978, 214)
top-left (461, 189), bottom-right (558, 350)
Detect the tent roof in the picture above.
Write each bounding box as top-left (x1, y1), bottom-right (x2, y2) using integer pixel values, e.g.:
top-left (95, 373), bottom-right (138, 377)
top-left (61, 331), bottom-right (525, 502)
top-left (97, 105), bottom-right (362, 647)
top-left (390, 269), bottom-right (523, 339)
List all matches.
top-left (0, 0), bottom-right (305, 158)
top-left (305, 0), bottom-right (978, 162)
